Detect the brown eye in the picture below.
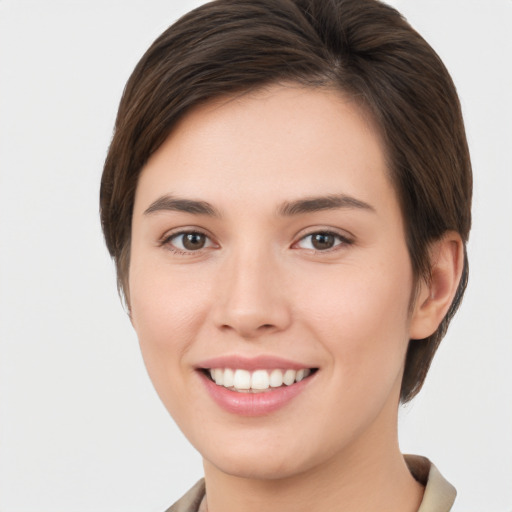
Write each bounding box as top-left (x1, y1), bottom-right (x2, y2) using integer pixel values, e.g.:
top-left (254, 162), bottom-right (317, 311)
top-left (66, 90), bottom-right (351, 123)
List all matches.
top-left (168, 231), bottom-right (213, 252)
top-left (182, 232), bottom-right (206, 250)
top-left (311, 233), bottom-right (336, 250)
top-left (296, 231), bottom-right (350, 251)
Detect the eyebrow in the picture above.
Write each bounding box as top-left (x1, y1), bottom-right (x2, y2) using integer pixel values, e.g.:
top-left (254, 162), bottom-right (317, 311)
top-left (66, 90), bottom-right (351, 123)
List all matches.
top-left (143, 193), bottom-right (375, 218)
top-left (277, 194), bottom-right (375, 216)
top-left (144, 195), bottom-right (221, 217)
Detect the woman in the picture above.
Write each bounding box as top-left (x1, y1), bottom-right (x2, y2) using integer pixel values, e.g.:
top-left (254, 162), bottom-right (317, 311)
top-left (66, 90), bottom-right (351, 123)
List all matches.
top-left (100, 0), bottom-right (471, 511)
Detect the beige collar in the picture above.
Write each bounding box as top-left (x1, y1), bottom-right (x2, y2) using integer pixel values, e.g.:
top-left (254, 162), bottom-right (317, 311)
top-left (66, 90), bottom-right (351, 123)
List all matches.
top-left (405, 455), bottom-right (457, 512)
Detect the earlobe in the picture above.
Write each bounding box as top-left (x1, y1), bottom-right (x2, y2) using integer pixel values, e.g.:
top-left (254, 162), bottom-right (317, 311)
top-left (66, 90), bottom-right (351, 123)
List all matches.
top-left (409, 232), bottom-right (464, 340)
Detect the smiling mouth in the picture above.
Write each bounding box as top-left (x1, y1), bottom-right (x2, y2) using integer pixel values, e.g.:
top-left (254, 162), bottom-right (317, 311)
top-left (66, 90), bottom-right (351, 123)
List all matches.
top-left (203, 368), bottom-right (318, 393)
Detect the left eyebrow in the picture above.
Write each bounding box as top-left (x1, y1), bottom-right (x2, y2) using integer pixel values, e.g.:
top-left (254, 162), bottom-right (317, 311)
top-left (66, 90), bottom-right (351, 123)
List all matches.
top-left (277, 194), bottom-right (376, 216)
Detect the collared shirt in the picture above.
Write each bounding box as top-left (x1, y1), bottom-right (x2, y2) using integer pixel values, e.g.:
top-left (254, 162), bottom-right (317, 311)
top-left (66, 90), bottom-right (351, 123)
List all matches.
top-left (406, 455), bottom-right (457, 512)
top-left (165, 455), bottom-right (456, 512)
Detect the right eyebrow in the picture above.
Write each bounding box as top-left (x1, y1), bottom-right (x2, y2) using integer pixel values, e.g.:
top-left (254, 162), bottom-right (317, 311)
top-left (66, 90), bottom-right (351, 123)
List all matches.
top-left (143, 195), bottom-right (221, 217)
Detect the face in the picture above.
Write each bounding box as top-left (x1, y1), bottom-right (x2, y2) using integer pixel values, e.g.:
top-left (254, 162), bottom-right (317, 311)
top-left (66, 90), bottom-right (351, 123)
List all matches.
top-left (129, 85), bottom-right (421, 480)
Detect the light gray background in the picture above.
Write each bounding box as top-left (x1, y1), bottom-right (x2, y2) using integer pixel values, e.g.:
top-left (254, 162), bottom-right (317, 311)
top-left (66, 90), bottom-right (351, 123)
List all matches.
top-left (0, 1), bottom-right (511, 511)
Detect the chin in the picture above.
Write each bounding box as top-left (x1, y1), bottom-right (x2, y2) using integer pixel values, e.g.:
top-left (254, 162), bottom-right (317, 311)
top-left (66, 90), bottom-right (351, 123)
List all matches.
top-left (198, 429), bottom-right (331, 482)
top-left (207, 452), bottom-right (308, 481)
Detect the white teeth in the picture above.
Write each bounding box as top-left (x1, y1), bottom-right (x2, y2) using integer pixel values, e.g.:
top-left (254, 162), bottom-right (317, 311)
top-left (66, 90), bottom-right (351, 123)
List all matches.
top-left (251, 370), bottom-right (270, 390)
top-left (212, 368), bottom-right (224, 385)
top-left (269, 369), bottom-right (283, 388)
top-left (208, 368), bottom-right (313, 392)
top-left (223, 368), bottom-right (234, 388)
top-left (233, 369), bottom-right (251, 390)
top-left (283, 369), bottom-right (296, 386)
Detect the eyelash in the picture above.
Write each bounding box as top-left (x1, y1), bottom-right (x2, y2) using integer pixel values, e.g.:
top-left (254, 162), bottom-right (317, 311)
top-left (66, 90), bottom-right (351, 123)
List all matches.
top-left (294, 230), bottom-right (353, 252)
top-left (160, 229), bottom-right (353, 255)
top-left (160, 229), bottom-right (215, 255)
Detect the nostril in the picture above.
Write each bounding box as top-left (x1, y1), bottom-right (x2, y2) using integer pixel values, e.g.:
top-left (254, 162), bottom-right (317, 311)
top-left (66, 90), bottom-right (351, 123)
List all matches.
top-left (213, 300), bottom-right (292, 337)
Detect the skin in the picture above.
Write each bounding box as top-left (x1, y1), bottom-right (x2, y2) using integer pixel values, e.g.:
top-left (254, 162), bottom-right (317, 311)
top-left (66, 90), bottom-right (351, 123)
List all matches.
top-left (129, 85), bottom-right (463, 512)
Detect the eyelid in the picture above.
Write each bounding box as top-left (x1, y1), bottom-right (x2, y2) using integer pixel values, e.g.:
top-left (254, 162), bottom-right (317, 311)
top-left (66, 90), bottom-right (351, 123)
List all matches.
top-left (159, 227), bottom-right (218, 253)
top-left (292, 228), bottom-right (354, 252)
top-left (158, 226), bottom-right (353, 254)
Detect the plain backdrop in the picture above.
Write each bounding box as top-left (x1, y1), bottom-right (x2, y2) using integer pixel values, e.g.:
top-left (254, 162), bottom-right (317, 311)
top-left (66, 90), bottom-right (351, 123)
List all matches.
top-left (0, 1), bottom-right (511, 511)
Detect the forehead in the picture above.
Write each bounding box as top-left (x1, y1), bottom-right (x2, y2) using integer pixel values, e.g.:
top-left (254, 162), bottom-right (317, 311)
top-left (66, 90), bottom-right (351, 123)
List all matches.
top-left (134, 84), bottom-right (397, 219)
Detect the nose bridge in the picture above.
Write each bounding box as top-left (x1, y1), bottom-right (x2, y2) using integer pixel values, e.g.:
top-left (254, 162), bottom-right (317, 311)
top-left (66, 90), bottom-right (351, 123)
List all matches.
top-left (213, 240), bottom-right (291, 337)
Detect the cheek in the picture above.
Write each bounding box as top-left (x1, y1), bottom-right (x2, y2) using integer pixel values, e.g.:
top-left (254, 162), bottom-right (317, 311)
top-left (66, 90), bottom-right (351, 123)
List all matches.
top-left (128, 258), bottom-right (212, 385)
top-left (302, 257), bottom-right (412, 321)
top-left (296, 259), bottom-right (413, 376)
top-left (131, 250), bottom-right (209, 327)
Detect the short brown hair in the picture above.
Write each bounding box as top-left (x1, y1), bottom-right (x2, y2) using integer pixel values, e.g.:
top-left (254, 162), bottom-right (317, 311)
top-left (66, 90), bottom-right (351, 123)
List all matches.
top-left (100, 0), bottom-right (472, 402)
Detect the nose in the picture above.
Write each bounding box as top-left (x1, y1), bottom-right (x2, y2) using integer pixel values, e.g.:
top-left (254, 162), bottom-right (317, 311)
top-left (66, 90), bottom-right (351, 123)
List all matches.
top-left (212, 248), bottom-right (292, 339)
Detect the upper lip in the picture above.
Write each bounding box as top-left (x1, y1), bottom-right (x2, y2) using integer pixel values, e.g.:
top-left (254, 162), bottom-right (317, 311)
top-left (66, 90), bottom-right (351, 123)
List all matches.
top-left (196, 355), bottom-right (316, 371)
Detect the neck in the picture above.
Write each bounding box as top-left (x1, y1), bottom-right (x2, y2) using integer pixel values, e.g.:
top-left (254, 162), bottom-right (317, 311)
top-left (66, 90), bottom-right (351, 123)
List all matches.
top-left (202, 412), bottom-right (423, 512)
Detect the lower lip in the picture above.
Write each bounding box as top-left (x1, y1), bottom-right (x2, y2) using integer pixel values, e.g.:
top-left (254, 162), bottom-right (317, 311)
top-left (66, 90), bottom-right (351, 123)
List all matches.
top-left (199, 371), bottom-right (315, 416)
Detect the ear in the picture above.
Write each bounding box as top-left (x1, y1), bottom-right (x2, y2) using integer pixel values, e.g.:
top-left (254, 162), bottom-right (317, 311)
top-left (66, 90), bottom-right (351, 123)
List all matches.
top-left (409, 232), bottom-right (464, 340)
